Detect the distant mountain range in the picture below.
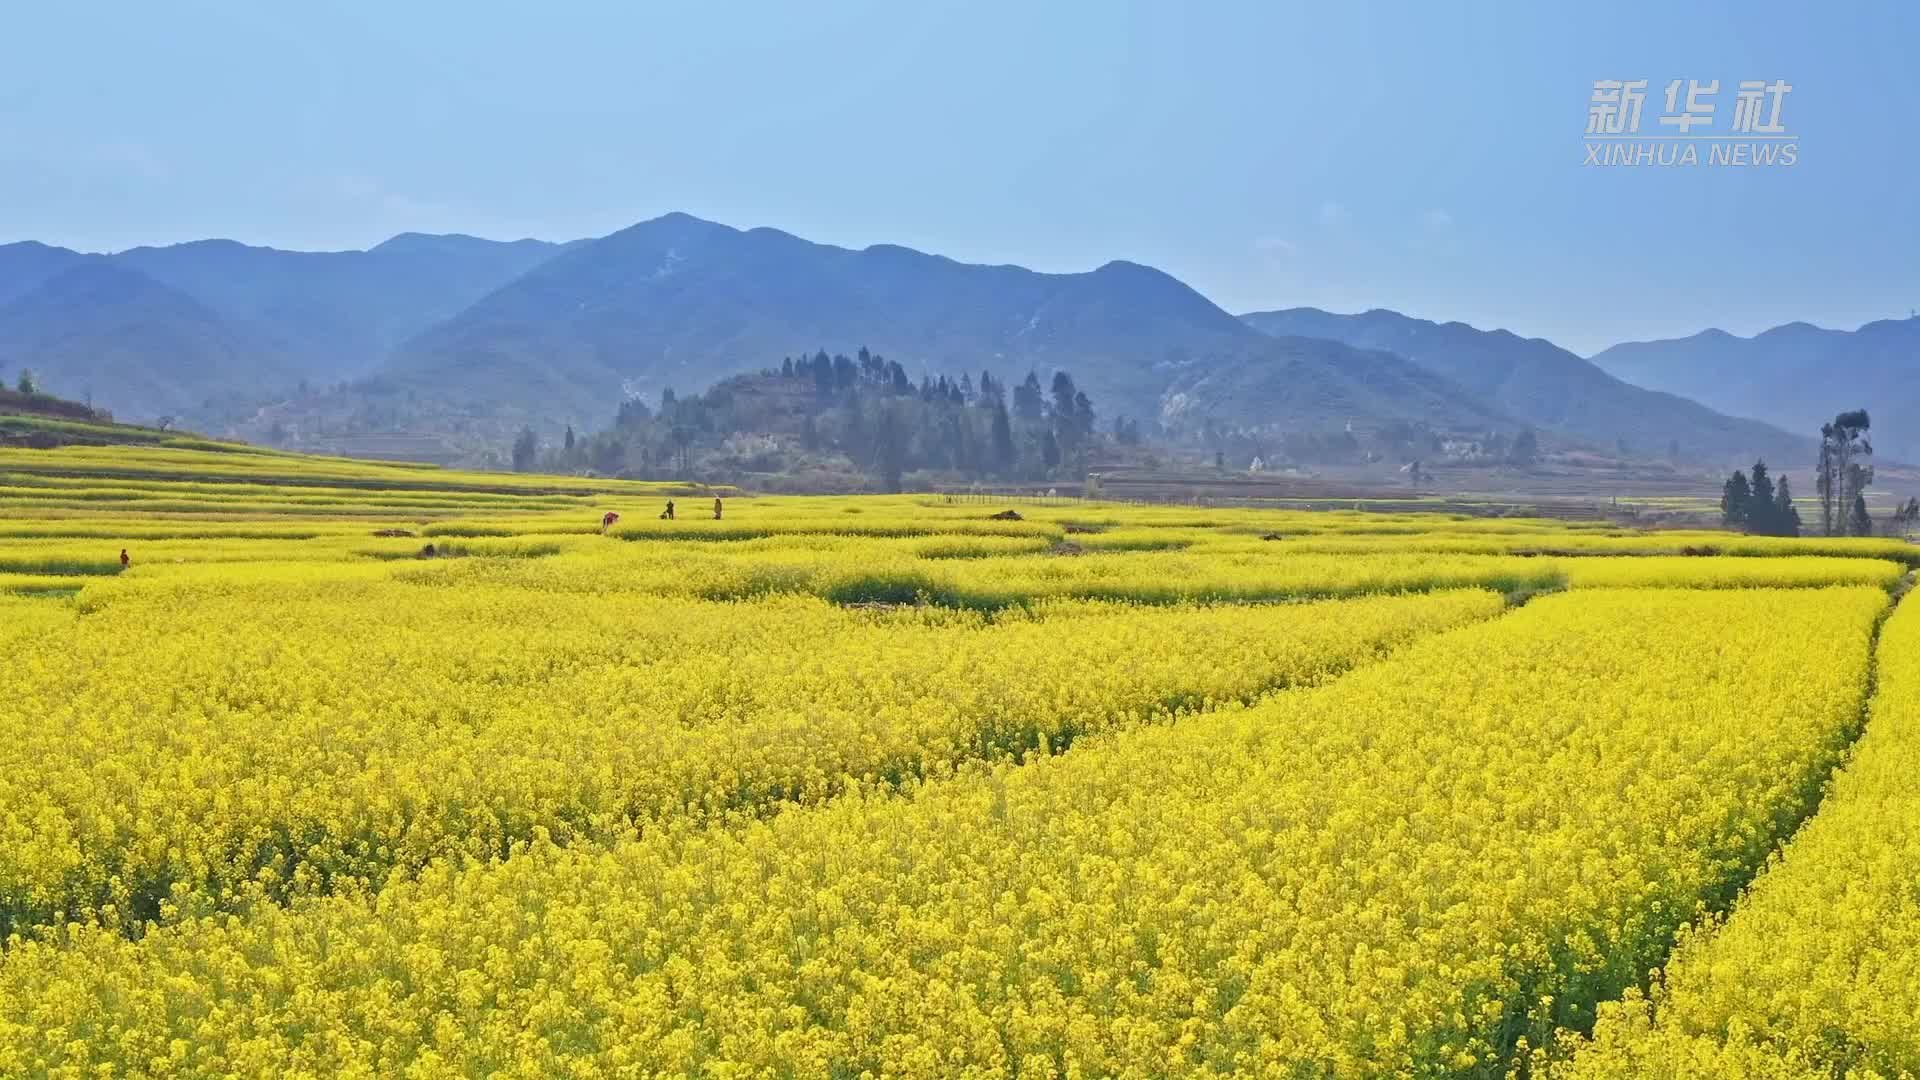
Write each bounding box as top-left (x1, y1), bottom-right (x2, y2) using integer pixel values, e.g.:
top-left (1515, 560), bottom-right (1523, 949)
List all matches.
top-left (0, 212), bottom-right (1824, 465)
top-left (1591, 317), bottom-right (1920, 462)
top-left (379, 211), bottom-right (1278, 428)
top-left (1240, 308), bottom-right (1813, 464)
top-left (0, 235), bottom-right (569, 421)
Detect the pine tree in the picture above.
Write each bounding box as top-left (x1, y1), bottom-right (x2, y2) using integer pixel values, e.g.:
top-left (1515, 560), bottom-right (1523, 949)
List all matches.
top-left (811, 351), bottom-right (834, 397)
top-left (1013, 372), bottom-right (1045, 421)
top-left (1773, 475), bottom-right (1802, 537)
top-left (1852, 492), bottom-right (1874, 537)
top-left (874, 405), bottom-right (905, 493)
top-left (1744, 460), bottom-right (1778, 533)
top-left (1050, 372), bottom-right (1077, 421)
top-left (1721, 469), bottom-right (1752, 527)
top-left (511, 427), bottom-right (538, 472)
top-left (1509, 428), bottom-right (1539, 466)
top-left (1749, 460), bottom-right (1774, 511)
top-left (564, 425), bottom-right (576, 452)
top-left (990, 403), bottom-right (1015, 477)
top-left (1073, 391), bottom-right (1094, 438)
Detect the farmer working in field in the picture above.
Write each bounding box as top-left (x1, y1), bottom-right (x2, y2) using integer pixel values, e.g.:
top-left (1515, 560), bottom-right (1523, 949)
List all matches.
top-left (713, 497), bottom-right (723, 520)
top-left (119, 548), bottom-right (130, 569)
top-left (661, 499), bottom-right (675, 520)
top-left (601, 510), bottom-right (620, 534)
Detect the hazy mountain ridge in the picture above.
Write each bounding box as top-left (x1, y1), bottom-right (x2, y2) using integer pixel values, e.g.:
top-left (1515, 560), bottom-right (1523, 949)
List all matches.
top-left (1591, 317), bottom-right (1920, 461)
top-left (378, 212), bottom-right (1270, 428)
top-left (1240, 307), bottom-right (1814, 463)
top-left (0, 233), bottom-right (572, 422)
top-left (0, 259), bottom-right (292, 418)
top-left (0, 241), bottom-right (90, 308)
top-left (1161, 333), bottom-right (1520, 437)
top-left (0, 214), bottom-right (1823, 469)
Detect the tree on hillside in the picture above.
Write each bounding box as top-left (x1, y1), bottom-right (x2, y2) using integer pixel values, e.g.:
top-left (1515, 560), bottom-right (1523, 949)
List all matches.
top-left (1749, 460), bottom-right (1775, 514)
top-left (1721, 469), bottom-right (1752, 527)
top-left (1013, 372), bottom-right (1045, 421)
top-left (614, 398), bottom-right (652, 428)
top-left (1892, 497), bottom-right (1920, 535)
top-left (1050, 372), bottom-right (1078, 422)
top-left (511, 427), bottom-right (538, 472)
top-left (1509, 428), bottom-right (1539, 467)
top-left (1771, 475), bottom-right (1803, 537)
top-left (873, 404), bottom-right (905, 493)
top-left (1817, 410), bottom-right (1874, 535)
top-left (977, 371), bottom-right (1004, 407)
top-left (580, 351), bottom-right (1118, 488)
top-left (1852, 493), bottom-right (1875, 537)
top-left (564, 425), bottom-right (575, 452)
top-left (989, 403), bottom-right (1016, 478)
top-left (1721, 461), bottom-right (1799, 536)
top-left (15, 369), bottom-right (37, 395)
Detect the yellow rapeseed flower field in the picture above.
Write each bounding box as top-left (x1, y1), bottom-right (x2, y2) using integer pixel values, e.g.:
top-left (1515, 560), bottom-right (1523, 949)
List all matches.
top-left (0, 588), bottom-right (1887, 1077)
top-left (3, 439), bottom-right (1918, 1078)
top-left (1555, 592), bottom-right (1920, 1079)
top-left (0, 582), bottom-right (1502, 937)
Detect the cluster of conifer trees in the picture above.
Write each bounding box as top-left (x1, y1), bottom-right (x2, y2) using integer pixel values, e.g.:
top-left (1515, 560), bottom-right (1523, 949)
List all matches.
top-left (546, 348), bottom-right (1142, 490)
top-left (1719, 459), bottom-right (1803, 536)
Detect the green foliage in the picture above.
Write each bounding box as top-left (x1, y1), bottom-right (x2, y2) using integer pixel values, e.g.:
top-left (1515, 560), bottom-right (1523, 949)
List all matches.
top-left (585, 349), bottom-right (1105, 490)
top-left (1851, 492), bottom-right (1874, 538)
top-left (1817, 409), bottom-right (1874, 536)
top-left (1722, 460), bottom-right (1801, 536)
top-left (511, 427), bottom-right (538, 472)
top-left (1509, 428), bottom-right (1539, 467)
top-left (1721, 469), bottom-right (1753, 527)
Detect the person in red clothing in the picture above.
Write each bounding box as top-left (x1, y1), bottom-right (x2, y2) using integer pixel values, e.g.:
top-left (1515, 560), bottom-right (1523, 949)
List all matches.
top-left (119, 548), bottom-right (130, 570)
top-left (601, 510), bottom-right (621, 534)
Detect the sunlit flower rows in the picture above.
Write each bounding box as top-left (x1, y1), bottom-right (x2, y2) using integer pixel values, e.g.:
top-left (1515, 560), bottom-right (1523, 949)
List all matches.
top-left (5, 441), bottom-right (1916, 1078)
top-left (0, 588), bottom-right (1884, 1077)
top-left (0, 580), bottom-right (1499, 938)
top-left (1555, 593), bottom-right (1920, 1079)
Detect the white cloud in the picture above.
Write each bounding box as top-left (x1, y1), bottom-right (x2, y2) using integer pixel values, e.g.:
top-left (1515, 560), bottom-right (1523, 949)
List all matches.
top-left (1317, 201), bottom-right (1350, 228)
top-left (1254, 234), bottom-right (1299, 257)
top-left (1422, 208), bottom-right (1455, 231)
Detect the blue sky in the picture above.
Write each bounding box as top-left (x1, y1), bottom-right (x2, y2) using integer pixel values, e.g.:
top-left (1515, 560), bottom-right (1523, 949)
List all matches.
top-left (2, 0), bottom-right (1913, 354)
